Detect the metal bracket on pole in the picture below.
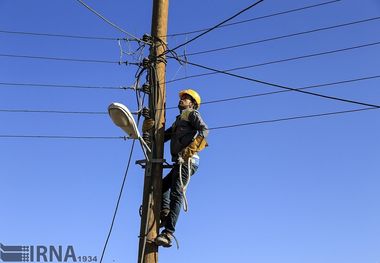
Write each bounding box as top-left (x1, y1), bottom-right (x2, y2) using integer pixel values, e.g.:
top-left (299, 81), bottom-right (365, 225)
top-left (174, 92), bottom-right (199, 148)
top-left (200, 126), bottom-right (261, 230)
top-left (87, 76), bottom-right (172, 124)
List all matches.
top-left (135, 159), bottom-right (173, 169)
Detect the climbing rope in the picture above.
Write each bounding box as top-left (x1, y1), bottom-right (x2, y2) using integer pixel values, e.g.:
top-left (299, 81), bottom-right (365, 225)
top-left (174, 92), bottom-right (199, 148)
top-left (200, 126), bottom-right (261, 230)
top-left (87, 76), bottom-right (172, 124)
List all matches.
top-left (178, 155), bottom-right (192, 212)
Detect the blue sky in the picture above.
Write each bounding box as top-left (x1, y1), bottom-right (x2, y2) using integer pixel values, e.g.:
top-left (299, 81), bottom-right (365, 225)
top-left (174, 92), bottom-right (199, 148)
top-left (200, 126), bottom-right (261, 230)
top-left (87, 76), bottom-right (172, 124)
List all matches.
top-left (1, 0), bottom-right (380, 262)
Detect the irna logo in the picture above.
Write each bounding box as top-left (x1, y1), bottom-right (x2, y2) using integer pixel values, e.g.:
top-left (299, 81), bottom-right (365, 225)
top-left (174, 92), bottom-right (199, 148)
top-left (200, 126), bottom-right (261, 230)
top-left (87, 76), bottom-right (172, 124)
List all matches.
top-left (0, 243), bottom-right (96, 262)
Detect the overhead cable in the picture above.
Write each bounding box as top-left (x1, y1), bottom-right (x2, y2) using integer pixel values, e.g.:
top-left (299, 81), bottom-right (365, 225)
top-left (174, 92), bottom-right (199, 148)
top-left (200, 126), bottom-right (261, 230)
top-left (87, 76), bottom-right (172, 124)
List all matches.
top-left (167, 41), bottom-right (380, 84)
top-left (0, 29), bottom-right (121, 41)
top-left (170, 56), bottom-right (380, 109)
top-left (165, 75), bottom-right (380, 109)
top-left (2, 75), bottom-right (379, 115)
top-left (170, 0), bottom-right (265, 52)
top-left (0, 109), bottom-right (107, 115)
top-left (209, 107), bottom-right (377, 130)
top-left (185, 16), bottom-right (380, 57)
top-left (0, 107), bottom-right (378, 140)
top-left (167, 0), bottom-right (341, 37)
top-left (0, 82), bottom-right (132, 90)
top-left (0, 135), bottom-right (126, 140)
top-left (0, 53), bottom-right (138, 65)
top-left (99, 140), bottom-right (136, 263)
top-left (75, 0), bottom-right (142, 43)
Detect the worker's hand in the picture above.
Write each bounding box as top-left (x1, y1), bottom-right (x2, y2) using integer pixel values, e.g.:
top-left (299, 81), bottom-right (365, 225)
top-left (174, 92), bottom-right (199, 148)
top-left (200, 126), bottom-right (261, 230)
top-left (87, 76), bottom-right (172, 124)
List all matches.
top-left (192, 136), bottom-right (208, 152)
top-left (142, 119), bottom-right (155, 133)
top-left (181, 147), bottom-right (196, 162)
top-left (181, 136), bottom-right (208, 161)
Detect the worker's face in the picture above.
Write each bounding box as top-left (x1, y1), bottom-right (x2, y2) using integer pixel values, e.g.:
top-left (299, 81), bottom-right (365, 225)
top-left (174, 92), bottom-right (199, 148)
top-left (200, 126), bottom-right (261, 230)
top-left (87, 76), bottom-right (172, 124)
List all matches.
top-left (178, 94), bottom-right (194, 110)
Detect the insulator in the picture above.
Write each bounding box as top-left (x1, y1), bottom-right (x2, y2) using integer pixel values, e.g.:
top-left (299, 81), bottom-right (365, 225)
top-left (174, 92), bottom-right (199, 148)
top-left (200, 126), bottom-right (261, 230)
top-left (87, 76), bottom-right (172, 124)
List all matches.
top-left (142, 34), bottom-right (152, 43)
top-left (142, 83), bottom-right (150, 94)
top-left (142, 107), bottom-right (150, 118)
top-left (139, 205), bottom-right (143, 217)
top-left (142, 132), bottom-right (151, 146)
top-left (142, 57), bottom-right (150, 68)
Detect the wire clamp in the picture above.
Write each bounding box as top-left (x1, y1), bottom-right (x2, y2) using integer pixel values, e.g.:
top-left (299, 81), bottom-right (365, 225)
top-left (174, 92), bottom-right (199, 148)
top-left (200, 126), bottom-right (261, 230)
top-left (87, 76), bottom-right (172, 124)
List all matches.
top-left (142, 57), bottom-right (151, 68)
top-left (142, 34), bottom-right (153, 45)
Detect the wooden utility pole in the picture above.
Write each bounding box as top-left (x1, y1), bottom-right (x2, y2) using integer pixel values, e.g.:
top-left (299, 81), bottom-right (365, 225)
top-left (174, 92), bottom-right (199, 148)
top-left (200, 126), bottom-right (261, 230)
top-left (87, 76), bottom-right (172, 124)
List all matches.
top-left (137, 0), bottom-right (169, 263)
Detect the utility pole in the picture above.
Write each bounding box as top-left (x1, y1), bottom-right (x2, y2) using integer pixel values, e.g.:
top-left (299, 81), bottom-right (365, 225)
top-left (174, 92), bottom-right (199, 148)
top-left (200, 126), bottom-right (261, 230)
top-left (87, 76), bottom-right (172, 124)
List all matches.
top-left (137, 1), bottom-right (169, 263)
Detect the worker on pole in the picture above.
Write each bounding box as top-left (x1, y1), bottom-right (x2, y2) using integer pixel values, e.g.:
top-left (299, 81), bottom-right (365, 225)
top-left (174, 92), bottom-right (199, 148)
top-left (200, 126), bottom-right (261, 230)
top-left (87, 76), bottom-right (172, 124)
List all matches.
top-left (154, 89), bottom-right (208, 247)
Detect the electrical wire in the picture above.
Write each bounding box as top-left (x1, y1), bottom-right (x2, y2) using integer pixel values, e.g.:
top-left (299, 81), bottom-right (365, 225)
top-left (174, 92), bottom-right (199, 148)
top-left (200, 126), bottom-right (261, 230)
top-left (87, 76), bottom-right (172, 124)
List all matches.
top-left (0, 106), bottom-right (378, 140)
top-left (184, 16), bottom-right (380, 57)
top-left (0, 82), bottom-right (133, 90)
top-left (0, 53), bottom-right (141, 65)
top-left (99, 139), bottom-right (136, 263)
top-left (0, 135), bottom-right (126, 140)
top-left (167, 40), bottom-right (380, 84)
top-left (209, 107), bottom-right (378, 130)
top-left (166, 0), bottom-right (341, 37)
top-left (169, 56), bottom-right (380, 109)
top-left (0, 29), bottom-right (122, 41)
top-left (0, 109), bottom-right (107, 115)
top-left (2, 75), bottom-right (379, 115)
top-left (164, 75), bottom-right (380, 109)
top-left (75, 0), bottom-right (143, 43)
top-left (169, 0), bottom-right (265, 52)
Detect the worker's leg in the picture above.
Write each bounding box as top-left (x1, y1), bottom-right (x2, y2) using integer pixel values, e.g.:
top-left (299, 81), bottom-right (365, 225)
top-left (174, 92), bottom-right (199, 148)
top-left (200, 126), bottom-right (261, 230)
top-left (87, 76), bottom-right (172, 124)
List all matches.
top-left (161, 169), bottom-right (174, 213)
top-left (156, 158), bottom-right (199, 247)
top-left (165, 162), bottom-right (198, 234)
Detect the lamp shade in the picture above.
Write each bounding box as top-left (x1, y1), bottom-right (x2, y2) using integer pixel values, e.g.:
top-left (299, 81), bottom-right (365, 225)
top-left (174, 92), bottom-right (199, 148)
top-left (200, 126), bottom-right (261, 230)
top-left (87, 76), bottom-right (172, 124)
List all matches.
top-left (108, 102), bottom-right (140, 139)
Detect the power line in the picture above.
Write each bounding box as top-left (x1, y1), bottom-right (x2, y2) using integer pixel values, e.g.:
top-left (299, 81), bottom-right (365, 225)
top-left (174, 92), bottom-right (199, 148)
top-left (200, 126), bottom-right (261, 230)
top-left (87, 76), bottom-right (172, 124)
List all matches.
top-left (170, 56), bottom-right (380, 109)
top-left (0, 107), bottom-right (377, 140)
top-left (0, 82), bottom-right (132, 90)
top-left (100, 140), bottom-right (136, 263)
top-left (3, 75), bottom-right (379, 115)
top-left (0, 135), bottom-right (126, 140)
top-left (75, 0), bottom-right (143, 43)
top-left (0, 29), bottom-right (122, 41)
top-left (170, 0), bottom-right (265, 52)
top-left (167, 0), bottom-right (341, 37)
top-left (0, 1), bottom-right (341, 41)
top-left (167, 41), bottom-right (380, 84)
top-left (0, 109), bottom-right (107, 115)
top-left (209, 107), bottom-right (377, 130)
top-left (165, 75), bottom-right (380, 109)
top-left (0, 53), bottom-right (139, 65)
top-left (185, 16), bottom-right (380, 57)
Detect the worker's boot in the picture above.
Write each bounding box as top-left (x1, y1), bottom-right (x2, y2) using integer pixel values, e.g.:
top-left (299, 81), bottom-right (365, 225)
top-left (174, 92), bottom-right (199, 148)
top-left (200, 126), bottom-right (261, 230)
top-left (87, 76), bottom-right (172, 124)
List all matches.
top-left (155, 231), bottom-right (173, 247)
top-left (159, 209), bottom-right (170, 228)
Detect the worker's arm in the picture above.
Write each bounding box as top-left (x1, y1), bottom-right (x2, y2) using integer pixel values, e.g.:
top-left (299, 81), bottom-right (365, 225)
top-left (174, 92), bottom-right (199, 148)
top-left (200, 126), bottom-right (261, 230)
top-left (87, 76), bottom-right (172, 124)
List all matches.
top-left (189, 110), bottom-right (208, 139)
top-left (143, 119), bottom-right (172, 143)
top-left (181, 111), bottom-right (208, 160)
top-left (164, 127), bottom-right (172, 142)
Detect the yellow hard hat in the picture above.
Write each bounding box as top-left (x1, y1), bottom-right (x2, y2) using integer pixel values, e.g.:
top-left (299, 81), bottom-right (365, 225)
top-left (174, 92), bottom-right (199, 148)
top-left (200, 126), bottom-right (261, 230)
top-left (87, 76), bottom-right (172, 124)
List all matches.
top-left (179, 89), bottom-right (201, 109)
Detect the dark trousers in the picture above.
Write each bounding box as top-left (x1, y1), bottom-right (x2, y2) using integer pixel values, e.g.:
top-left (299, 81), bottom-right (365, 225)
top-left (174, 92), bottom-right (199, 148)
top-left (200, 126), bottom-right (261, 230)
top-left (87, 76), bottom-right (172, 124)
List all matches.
top-left (161, 161), bottom-right (198, 233)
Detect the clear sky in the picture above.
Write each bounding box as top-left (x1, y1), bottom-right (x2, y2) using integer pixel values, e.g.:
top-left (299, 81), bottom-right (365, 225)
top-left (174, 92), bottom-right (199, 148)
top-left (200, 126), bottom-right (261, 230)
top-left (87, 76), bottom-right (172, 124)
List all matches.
top-left (1, 0), bottom-right (380, 262)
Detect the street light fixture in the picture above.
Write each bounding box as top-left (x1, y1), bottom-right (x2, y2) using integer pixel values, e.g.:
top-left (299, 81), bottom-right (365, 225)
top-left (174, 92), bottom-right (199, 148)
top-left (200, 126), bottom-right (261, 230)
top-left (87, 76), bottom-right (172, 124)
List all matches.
top-left (108, 102), bottom-right (151, 160)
